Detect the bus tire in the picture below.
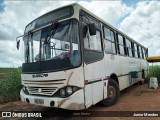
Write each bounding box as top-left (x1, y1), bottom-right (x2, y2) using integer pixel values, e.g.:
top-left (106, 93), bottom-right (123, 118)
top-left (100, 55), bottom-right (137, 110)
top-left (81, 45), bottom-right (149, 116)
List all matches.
top-left (101, 79), bottom-right (120, 107)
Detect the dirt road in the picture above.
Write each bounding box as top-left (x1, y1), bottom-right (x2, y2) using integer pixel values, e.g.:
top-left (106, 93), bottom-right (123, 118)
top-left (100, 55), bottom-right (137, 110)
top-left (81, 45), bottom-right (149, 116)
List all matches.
top-left (0, 84), bottom-right (160, 120)
top-left (0, 73), bottom-right (5, 78)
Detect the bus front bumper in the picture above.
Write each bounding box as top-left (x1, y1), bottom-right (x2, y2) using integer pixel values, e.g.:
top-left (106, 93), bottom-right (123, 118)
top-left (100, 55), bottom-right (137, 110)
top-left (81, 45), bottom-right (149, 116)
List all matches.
top-left (20, 89), bottom-right (85, 110)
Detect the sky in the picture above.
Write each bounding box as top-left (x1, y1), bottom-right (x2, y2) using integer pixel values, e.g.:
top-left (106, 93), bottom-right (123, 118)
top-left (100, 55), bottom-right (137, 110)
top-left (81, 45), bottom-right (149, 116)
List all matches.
top-left (0, 0), bottom-right (160, 67)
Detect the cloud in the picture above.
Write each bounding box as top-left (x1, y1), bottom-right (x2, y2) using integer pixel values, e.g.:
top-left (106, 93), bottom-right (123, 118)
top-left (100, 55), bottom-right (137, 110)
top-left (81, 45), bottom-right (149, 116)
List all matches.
top-left (0, 0), bottom-right (159, 67)
top-left (79, 1), bottom-right (133, 25)
top-left (0, 25), bottom-right (19, 40)
top-left (0, 1), bottom-right (76, 67)
top-left (0, 1), bottom-right (131, 40)
top-left (0, 1), bottom-right (76, 39)
top-left (0, 40), bottom-right (22, 67)
top-left (0, 1), bottom-right (133, 67)
top-left (120, 1), bottom-right (160, 56)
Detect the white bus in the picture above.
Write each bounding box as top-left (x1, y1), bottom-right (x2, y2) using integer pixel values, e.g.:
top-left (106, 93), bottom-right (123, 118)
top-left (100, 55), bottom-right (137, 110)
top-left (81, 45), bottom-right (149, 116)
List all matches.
top-left (17, 3), bottom-right (148, 110)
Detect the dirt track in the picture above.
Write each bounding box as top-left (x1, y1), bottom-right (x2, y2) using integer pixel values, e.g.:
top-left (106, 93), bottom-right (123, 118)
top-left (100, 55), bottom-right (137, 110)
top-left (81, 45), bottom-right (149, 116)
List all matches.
top-left (0, 84), bottom-right (160, 120)
top-left (0, 73), bottom-right (5, 78)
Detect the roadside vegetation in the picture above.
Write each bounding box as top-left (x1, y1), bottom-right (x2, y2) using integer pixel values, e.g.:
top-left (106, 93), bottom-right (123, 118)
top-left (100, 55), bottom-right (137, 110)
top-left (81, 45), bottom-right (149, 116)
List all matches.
top-left (0, 68), bottom-right (21, 103)
top-left (146, 65), bottom-right (160, 83)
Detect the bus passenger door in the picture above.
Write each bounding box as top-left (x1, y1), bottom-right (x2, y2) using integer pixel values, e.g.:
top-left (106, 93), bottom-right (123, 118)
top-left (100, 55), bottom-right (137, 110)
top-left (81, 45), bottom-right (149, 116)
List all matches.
top-left (81, 16), bottom-right (105, 107)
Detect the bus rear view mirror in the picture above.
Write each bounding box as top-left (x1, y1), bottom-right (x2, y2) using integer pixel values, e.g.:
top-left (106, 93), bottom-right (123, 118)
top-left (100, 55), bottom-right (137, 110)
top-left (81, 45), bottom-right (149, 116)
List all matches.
top-left (16, 40), bottom-right (20, 50)
top-left (16, 35), bottom-right (24, 50)
top-left (88, 23), bottom-right (96, 36)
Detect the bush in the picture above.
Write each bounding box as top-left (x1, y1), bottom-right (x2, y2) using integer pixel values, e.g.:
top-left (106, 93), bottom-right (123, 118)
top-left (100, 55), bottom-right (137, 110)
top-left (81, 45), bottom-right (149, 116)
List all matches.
top-left (0, 68), bottom-right (21, 103)
top-left (146, 65), bottom-right (160, 83)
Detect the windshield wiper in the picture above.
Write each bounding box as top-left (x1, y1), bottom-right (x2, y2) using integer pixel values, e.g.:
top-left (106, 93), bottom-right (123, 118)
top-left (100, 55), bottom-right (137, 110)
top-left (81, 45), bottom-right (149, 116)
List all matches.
top-left (44, 21), bottom-right (59, 44)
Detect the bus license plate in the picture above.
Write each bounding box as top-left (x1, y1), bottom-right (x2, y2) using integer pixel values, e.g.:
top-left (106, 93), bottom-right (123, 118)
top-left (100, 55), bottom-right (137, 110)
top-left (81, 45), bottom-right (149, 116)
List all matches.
top-left (34, 99), bottom-right (44, 105)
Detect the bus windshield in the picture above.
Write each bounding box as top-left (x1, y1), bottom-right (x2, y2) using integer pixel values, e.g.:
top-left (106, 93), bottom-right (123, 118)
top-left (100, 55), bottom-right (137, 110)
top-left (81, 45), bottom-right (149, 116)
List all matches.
top-left (23, 19), bottom-right (81, 72)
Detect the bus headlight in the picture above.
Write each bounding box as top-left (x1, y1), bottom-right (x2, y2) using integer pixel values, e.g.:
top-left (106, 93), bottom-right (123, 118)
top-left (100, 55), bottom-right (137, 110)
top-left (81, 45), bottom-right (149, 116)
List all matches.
top-left (55, 86), bottom-right (80, 98)
top-left (60, 89), bottom-right (66, 97)
top-left (66, 86), bottom-right (73, 95)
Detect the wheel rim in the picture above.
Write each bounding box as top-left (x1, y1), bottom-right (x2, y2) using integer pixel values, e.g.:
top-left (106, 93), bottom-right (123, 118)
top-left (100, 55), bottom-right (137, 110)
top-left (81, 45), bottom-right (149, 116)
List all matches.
top-left (108, 85), bottom-right (116, 100)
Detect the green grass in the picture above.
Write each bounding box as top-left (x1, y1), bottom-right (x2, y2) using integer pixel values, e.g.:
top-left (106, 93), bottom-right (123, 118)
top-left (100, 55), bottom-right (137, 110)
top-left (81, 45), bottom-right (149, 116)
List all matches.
top-left (0, 68), bottom-right (21, 103)
top-left (0, 68), bottom-right (19, 73)
top-left (146, 65), bottom-right (160, 83)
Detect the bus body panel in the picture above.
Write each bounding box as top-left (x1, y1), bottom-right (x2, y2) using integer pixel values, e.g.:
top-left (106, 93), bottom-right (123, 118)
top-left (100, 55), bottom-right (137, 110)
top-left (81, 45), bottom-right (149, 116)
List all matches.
top-left (104, 54), bottom-right (148, 91)
top-left (21, 66), bottom-right (84, 88)
top-left (84, 60), bottom-right (105, 106)
top-left (104, 54), bottom-right (121, 77)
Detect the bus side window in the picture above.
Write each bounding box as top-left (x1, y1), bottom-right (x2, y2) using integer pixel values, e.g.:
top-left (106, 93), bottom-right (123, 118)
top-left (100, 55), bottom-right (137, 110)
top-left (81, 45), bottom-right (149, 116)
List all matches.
top-left (126, 39), bottom-right (133, 57)
top-left (81, 14), bottom-right (102, 52)
top-left (131, 42), bottom-right (135, 57)
top-left (82, 23), bottom-right (90, 49)
top-left (124, 38), bottom-right (127, 56)
top-left (103, 27), bottom-right (116, 54)
top-left (83, 24), bottom-right (102, 51)
top-left (137, 45), bottom-right (141, 59)
top-left (90, 30), bottom-right (102, 51)
top-left (141, 47), bottom-right (144, 59)
top-left (142, 48), bottom-right (146, 59)
top-left (138, 46), bottom-right (142, 59)
top-left (134, 43), bottom-right (138, 58)
top-left (144, 48), bottom-right (148, 58)
top-left (117, 34), bottom-right (125, 55)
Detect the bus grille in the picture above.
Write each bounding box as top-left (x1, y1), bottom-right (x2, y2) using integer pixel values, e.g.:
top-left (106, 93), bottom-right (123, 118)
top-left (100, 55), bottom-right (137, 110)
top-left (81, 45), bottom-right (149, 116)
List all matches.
top-left (27, 86), bottom-right (57, 96)
top-left (23, 79), bottom-right (66, 96)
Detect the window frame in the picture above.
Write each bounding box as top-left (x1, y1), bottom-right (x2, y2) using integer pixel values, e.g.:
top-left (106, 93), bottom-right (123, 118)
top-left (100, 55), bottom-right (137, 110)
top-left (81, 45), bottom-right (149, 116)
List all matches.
top-left (82, 15), bottom-right (103, 53)
top-left (142, 48), bottom-right (146, 59)
top-left (117, 33), bottom-right (125, 56)
top-left (125, 38), bottom-right (133, 57)
top-left (134, 43), bottom-right (139, 58)
top-left (137, 45), bottom-right (141, 59)
top-left (103, 26), bottom-right (117, 54)
top-left (80, 10), bottom-right (104, 64)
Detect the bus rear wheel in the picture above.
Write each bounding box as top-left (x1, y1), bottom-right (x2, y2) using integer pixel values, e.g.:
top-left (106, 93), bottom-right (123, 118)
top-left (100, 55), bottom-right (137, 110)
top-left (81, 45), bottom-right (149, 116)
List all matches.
top-left (101, 79), bottom-right (120, 107)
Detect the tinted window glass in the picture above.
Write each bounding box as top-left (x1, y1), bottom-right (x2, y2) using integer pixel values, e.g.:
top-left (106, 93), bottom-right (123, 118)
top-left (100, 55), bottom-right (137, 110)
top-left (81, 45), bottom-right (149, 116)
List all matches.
top-left (126, 39), bottom-right (131, 48)
top-left (125, 39), bottom-right (133, 57)
top-left (110, 31), bottom-right (114, 42)
top-left (112, 43), bottom-right (116, 53)
top-left (104, 27), bottom-right (116, 54)
top-left (141, 47), bottom-right (144, 59)
top-left (134, 44), bottom-right (137, 51)
top-left (104, 27), bottom-right (110, 40)
top-left (134, 43), bottom-right (138, 58)
top-left (119, 45), bottom-right (125, 55)
top-left (143, 48), bottom-right (146, 58)
top-left (84, 29), bottom-right (102, 51)
top-left (129, 49), bottom-right (132, 57)
top-left (137, 45), bottom-right (140, 58)
top-left (117, 34), bottom-right (125, 55)
top-left (25, 6), bottom-right (74, 33)
top-left (104, 40), bottom-right (112, 53)
top-left (118, 34), bottom-right (123, 45)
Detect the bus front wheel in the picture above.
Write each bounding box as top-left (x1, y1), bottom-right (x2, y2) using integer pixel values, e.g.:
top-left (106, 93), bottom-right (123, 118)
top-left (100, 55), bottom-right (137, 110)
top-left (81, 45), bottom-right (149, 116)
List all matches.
top-left (101, 79), bottom-right (120, 107)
